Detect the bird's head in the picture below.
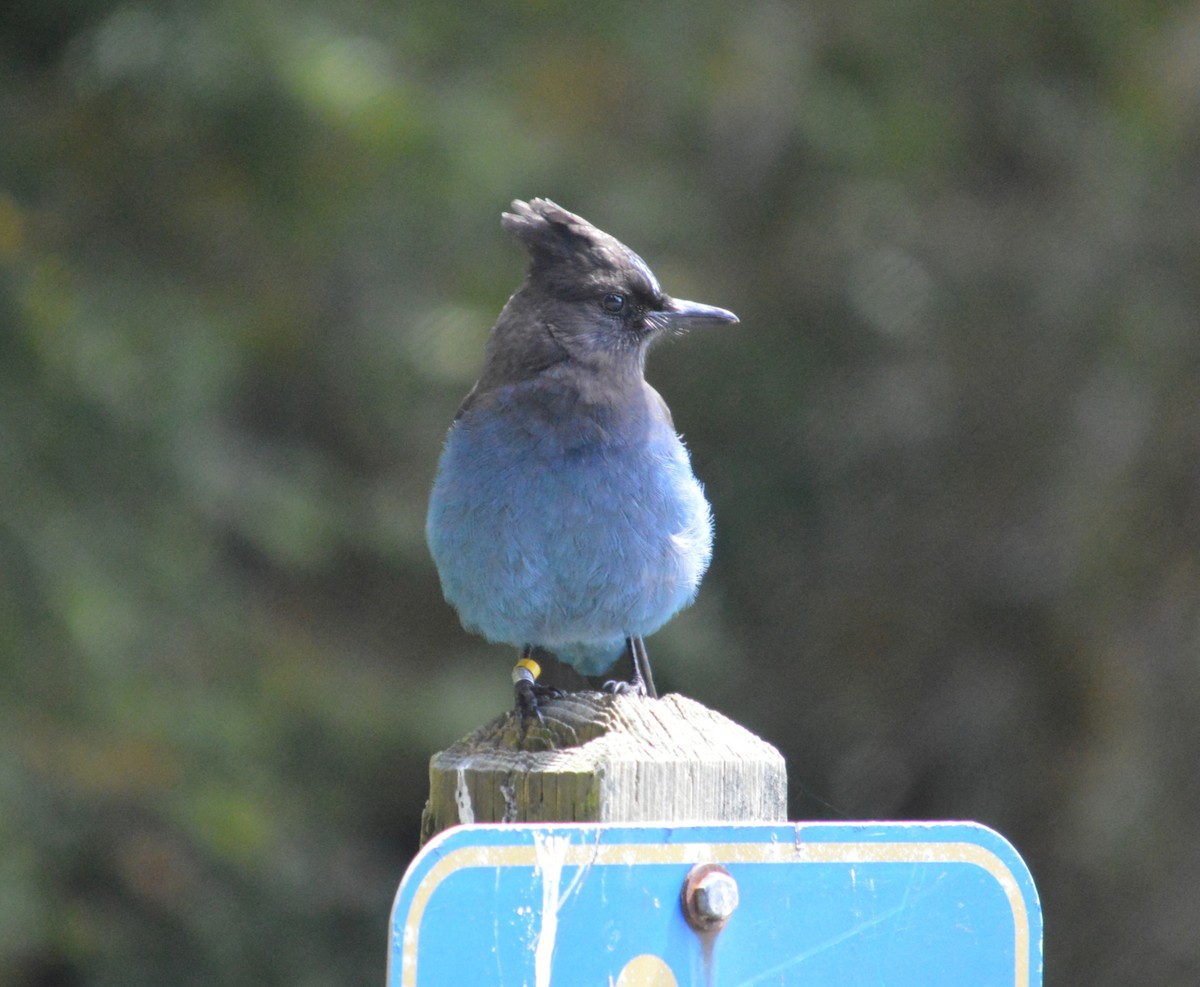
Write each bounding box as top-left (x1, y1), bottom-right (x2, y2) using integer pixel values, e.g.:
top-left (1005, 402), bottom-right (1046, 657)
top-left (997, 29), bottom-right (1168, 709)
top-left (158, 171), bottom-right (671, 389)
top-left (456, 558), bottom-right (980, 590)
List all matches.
top-left (492, 198), bottom-right (737, 377)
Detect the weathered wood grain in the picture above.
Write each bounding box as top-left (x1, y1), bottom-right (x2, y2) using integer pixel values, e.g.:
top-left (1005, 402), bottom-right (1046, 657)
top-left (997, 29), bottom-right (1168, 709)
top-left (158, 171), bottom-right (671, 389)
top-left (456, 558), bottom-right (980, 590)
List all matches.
top-left (421, 692), bottom-right (786, 844)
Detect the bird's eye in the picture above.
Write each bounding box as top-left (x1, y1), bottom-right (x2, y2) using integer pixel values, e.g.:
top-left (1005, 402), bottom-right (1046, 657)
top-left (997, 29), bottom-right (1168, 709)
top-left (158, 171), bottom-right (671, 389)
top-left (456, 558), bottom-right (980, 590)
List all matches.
top-left (601, 293), bottom-right (626, 315)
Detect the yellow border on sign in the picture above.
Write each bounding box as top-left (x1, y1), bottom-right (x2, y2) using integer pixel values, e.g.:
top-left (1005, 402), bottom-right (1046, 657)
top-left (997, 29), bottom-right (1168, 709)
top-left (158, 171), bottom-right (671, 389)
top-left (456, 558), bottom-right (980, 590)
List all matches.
top-left (394, 837), bottom-right (1032, 987)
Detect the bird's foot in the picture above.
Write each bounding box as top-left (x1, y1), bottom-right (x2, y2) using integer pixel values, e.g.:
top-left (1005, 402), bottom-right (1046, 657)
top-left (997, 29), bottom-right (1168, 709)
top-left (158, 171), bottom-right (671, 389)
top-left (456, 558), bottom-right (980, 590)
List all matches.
top-left (514, 678), bottom-right (543, 724)
top-left (512, 654), bottom-right (563, 724)
top-left (601, 678), bottom-right (649, 697)
top-left (601, 636), bottom-right (657, 699)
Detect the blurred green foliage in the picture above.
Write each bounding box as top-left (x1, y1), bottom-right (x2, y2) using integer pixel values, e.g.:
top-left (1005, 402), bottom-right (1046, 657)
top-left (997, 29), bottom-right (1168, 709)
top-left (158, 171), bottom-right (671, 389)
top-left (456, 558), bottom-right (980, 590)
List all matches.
top-left (3, 0), bottom-right (1200, 983)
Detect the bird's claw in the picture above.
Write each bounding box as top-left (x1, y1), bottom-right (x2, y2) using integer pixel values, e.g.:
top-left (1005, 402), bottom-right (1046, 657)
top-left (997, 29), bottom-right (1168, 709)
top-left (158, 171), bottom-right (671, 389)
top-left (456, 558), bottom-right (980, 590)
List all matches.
top-left (513, 652), bottom-right (556, 724)
top-left (602, 678), bottom-right (648, 697)
top-left (514, 679), bottom-right (545, 724)
top-left (515, 683), bottom-right (566, 725)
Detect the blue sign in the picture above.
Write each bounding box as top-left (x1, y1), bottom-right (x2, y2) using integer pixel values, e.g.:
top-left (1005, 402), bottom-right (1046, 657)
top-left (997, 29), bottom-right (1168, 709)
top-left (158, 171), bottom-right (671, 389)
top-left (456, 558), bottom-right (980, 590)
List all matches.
top-left (389, 821), bottom-right (1042, 986)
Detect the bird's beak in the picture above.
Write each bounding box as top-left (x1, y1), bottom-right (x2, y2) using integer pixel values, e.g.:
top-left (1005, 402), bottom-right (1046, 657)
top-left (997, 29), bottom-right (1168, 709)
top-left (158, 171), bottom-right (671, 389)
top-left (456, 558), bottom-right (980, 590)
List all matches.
top-left (661, 296), bottom-right (740, 329)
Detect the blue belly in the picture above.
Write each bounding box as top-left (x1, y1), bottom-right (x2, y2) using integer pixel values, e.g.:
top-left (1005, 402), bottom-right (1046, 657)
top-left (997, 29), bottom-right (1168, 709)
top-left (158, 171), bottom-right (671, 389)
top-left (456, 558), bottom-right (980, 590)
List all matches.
top-left (426, 399), bottom-right (712, 675)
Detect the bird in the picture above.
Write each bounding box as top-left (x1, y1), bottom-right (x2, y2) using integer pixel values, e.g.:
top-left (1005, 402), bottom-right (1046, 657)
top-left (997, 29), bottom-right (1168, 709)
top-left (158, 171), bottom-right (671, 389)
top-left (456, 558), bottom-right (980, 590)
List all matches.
top-left (426, 198), bottom-right (738, 721)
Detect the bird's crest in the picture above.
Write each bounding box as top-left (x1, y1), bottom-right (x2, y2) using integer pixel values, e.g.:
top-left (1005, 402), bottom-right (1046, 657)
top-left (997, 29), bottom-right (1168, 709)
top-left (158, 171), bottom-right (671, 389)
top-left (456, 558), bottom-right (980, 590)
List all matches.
top-left (501, 198), bottom-right (660, 294)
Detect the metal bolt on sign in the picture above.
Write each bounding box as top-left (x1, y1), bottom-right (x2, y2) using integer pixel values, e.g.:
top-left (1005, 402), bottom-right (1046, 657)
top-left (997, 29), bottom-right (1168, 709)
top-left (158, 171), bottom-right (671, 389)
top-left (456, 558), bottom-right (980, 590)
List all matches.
top-left (682, 863), bottom-right (739, 932)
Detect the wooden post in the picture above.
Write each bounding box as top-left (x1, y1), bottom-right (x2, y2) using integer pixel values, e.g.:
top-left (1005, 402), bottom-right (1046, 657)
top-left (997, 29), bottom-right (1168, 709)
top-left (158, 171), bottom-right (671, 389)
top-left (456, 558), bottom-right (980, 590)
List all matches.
top-left (421, 692), bottom-right (786, 845)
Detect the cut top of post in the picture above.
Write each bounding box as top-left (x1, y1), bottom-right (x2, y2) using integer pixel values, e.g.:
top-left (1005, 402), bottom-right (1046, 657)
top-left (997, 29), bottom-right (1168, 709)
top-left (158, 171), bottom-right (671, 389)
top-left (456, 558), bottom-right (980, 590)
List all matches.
top-left (421, 692), bottom-right (786, 844)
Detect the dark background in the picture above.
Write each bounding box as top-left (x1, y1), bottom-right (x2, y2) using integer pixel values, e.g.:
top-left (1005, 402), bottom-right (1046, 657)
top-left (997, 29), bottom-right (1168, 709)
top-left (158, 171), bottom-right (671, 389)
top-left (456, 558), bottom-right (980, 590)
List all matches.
top-left (3, 1), bottom-right (1199, 984)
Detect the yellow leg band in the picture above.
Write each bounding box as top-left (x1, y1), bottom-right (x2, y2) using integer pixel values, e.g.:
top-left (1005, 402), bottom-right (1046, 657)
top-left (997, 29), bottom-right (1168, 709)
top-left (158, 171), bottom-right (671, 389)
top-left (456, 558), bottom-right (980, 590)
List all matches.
top-left (512, 657), bottom-right (541, 685)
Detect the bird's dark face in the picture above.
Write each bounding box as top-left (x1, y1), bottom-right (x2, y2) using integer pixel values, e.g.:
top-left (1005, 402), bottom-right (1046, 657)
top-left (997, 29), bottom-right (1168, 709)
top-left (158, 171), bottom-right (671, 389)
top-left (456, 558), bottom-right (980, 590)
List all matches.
top-left (497, 199), bottom-right (738, 376)
top-left (541, 243), bottom-right (673, 355)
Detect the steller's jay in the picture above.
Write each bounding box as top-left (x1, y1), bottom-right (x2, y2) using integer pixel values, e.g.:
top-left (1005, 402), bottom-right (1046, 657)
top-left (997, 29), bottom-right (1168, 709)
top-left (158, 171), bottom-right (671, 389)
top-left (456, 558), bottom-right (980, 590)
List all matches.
top-left (426, 199), bottom-right (738, 721)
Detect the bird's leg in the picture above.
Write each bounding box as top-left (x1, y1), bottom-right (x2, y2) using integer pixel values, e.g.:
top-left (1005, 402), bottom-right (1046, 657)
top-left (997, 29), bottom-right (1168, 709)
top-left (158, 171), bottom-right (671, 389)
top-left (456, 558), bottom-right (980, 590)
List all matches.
top-left (603, 637), bottom-right (658, 698)
top-left (512, 647), bottom-right (566, 722)
top-left (632, 635), bottom-right (658, 699)
top-left (513, 647), bottom-right (543, 722)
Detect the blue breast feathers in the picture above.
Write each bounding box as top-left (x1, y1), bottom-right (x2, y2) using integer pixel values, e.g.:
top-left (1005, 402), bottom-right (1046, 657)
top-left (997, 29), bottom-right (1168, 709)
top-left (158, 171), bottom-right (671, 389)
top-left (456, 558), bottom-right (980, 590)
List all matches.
top-left (426, 383), bottom-right (713, 674)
